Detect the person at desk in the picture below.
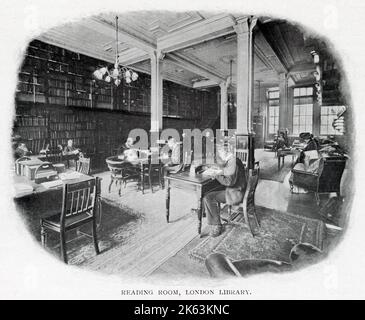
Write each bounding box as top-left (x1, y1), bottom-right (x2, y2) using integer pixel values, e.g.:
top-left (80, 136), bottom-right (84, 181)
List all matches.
top-left (161, 137), bottom-right (183, 186)
top-left (294, 132), bottom-right (319, 166)
top-left (119, 137), bottom-right (135, 154)
top-left (274, 131), bottom-right (289, 151)
top-left (14, 142), bottom-right (31, 159)
top-left (202, 144), bottom-right (247, 237)
top-left (63, 139), bottom-right (80, 156)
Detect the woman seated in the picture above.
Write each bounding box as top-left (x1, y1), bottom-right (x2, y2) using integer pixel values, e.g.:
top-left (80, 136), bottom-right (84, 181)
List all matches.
top-left (294, 132), bottom-right (319, 166)
top-left (274, 131), bottom-right (289, 151)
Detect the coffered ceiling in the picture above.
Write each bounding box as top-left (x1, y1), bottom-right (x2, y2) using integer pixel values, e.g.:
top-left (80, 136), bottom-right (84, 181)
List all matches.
top-left (36, 11), bottom-right (320, 90)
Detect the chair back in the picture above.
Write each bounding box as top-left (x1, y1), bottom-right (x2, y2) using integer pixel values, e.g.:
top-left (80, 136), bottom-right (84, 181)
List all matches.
top-left (76, 157), bottom-right (91, 175)
top-left (15, 156), bottom-right (31, 175)
top-left (318, 156), bottom-right (346, 193)
top-left (60, 178), bottom-right (97, 227)
top-left (46, 147), bottom-right (63, 163)
top-left (242, 163), bottom-right (260, 208)
top-left (236, 149), bottom-right (249, 167)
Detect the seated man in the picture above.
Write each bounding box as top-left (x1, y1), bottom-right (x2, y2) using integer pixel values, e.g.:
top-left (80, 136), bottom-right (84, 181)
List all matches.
top-left (63, 139), bottom-right (80, 156)
top-left (202, 144), bottom-right (247, 237)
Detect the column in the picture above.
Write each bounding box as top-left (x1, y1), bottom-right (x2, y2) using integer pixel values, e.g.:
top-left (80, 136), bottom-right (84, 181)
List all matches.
top-left (219, 81), bottom-right (228, 130)
top-left (279, 72), bottom-right (289, 132)
top-left (234, 17), bottom-right (257, 134)
top-left (150, 50), bottom-right (164, 133)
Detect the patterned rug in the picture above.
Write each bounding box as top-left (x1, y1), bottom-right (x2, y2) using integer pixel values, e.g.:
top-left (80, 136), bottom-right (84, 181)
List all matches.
top-left (189, 206), bottom-right (325, 264)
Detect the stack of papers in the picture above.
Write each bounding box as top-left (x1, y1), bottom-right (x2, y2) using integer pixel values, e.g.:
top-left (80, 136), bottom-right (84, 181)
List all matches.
top-left (41, 180), bottom-right (63, 189)
top-left (14, 183), bottom-right (34, 197)
top-left (202, 168), bottom-right (223, 177)
top-left (59, 172), bottom-right (82, 180)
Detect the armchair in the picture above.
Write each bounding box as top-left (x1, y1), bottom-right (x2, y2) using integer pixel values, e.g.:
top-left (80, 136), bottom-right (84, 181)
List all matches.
top-left (289, 156), bottom-right (347, 204)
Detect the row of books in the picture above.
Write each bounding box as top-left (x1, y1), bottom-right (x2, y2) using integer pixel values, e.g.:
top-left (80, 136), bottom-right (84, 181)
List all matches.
top-left (16, 127), bottom-right (48, 139)
top-left (67, 98), bottom-right (91, 108)
top-left (16, 115), bottom-right (48, 127)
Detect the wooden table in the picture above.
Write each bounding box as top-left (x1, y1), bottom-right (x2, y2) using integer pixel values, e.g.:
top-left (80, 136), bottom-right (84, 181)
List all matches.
top-left (165, 171), bottom-right (222, 235)
top-left (13, 171), bottom-right (95, 198)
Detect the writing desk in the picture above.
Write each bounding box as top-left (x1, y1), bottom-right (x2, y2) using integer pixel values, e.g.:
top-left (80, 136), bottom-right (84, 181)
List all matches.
top-left (13, 171), bottom-right (95, 198)
top-left (165, 171), bottom-right (222, 235)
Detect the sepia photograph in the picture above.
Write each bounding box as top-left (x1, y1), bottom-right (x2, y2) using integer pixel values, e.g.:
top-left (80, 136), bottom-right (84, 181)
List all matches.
top-left (1, 0), bottom-right (365, 301)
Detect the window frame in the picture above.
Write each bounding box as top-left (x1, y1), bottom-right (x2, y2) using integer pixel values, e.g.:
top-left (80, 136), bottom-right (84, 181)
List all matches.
top-left (292, 86), bottom-right (314, 135)
top-left (267, 88), bottom-right (280, 135)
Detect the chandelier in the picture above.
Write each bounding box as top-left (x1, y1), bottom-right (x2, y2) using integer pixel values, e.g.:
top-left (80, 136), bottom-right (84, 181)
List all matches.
top-left (93, 16), bottom-right (138, 86)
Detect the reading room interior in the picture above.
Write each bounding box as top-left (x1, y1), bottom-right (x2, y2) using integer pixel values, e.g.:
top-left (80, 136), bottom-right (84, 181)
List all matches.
top-left (12, 11), bottom-right (353, 278)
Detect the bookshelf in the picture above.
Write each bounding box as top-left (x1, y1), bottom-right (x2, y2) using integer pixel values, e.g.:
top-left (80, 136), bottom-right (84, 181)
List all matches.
top-left (14, 39), bottom-right (219, 170)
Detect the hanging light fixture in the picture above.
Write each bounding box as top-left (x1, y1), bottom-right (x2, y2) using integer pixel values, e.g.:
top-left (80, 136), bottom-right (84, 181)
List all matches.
top-left (93, 16), bottom-right (138, 86)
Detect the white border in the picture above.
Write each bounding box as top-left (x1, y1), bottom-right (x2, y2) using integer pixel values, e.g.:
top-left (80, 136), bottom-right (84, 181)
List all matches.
top-left (1, 0), bottom-right (365, 299)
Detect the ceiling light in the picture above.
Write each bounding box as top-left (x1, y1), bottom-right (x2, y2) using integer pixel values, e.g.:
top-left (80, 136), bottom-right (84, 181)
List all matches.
top-left (93, 16), bottom-right (138, 86)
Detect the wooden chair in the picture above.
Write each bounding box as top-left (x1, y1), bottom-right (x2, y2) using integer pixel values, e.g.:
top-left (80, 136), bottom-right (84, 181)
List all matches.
top-left (76, 157), bottom-right (91, 175)
top-left (40, 178), bottom-right (99, 264)
top-left (106, 157), bottom-right (139, 196)
top-left (235, 149), bottom-right (248, 167)
top-left (15, 156), bottom-right (31, 175)
top-left (139, 159), bottom-right (163, 194)
top-left (224, 163), bottom-right (260, 237)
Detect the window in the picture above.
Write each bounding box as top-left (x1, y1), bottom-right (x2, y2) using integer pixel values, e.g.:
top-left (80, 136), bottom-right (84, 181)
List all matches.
top-left (321, 106), bottom-right (345, 135)
top-left (268, 89), bottom-right (279, 134)
top-left (293, 87), bottom-right (313, 135)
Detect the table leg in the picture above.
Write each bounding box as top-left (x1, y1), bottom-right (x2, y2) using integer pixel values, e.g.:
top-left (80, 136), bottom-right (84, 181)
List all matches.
top-left (165, 178), bottom-right (170, 223)
top-left (197, 188), bottom-right (203, 235)
top-left (140, 162), bottom-right (144, 194)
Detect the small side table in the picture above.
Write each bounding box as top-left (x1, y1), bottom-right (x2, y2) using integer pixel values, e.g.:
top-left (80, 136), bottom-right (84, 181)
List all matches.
top-left (277, 149), bottom-right (300, 170)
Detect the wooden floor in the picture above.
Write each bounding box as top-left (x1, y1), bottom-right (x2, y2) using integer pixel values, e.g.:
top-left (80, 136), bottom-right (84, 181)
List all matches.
top-left (149, 150), bottom-right (346, 278)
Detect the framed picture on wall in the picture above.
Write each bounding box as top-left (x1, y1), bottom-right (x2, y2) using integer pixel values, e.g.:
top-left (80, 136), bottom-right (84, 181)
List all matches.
top-left (235, 134), bottom-right (249, 150)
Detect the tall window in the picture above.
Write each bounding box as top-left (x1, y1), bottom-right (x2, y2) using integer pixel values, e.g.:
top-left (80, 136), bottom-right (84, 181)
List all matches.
top-left (268, 89), bottom-right (279, 134)
top-left (293, 87), bottom-right (313, 135)
top-left (321, 105), bottom-right (344, 135)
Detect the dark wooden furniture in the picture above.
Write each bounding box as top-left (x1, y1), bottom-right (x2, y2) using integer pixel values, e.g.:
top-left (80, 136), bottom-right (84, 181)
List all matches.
top-left (105, 156), bottom-right (139, 196)
top-left (224, 164), bottom-right (260, 237)
top-left (40, 177), bottom-right (99, 263)
top-left (165, 171), bottom-right (222, 234)
top-left (289, 156), bottom-right (347, 204)
top-left (277, 149), bottom-right (300, 170)
top-left (139, 160), bottom-right (163, 194)
top-left (76, 157), bottom-right (91, 175)
top-left (45, 147), bottom-right (63, 164)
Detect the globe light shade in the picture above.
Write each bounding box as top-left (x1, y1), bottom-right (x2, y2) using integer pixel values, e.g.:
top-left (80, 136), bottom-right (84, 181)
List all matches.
top-left (126, 77), bottom-right (131, 84)
top-left (112, 68), bottom-right (119, 78)
top-left (100, 67), bottom-right (108, 75)
top-left (125, 70), bottom-right (131, 78)
top-left (93, 70), bottom-right (103, 80)
top-left (115, 79), bottom-right (121, 86)
top-left (131, 72), bottom-right (138, 81)
top-left (105, 75), bottom-right (111, 83)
